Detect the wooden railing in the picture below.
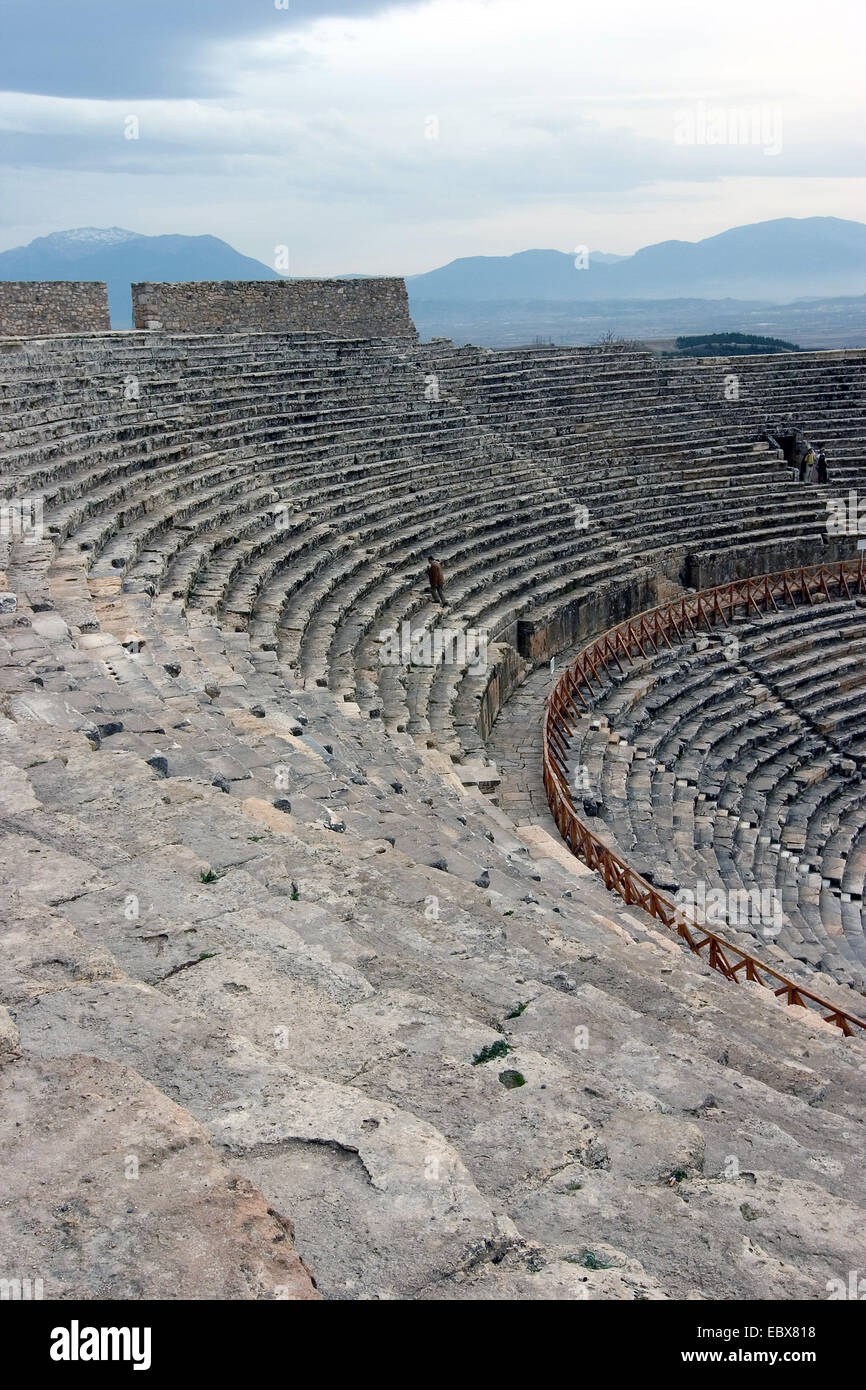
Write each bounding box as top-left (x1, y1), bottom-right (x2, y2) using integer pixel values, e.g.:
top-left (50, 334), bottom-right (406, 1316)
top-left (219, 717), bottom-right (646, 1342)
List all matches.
top-left (542, 558), bottom-right (866, 1037)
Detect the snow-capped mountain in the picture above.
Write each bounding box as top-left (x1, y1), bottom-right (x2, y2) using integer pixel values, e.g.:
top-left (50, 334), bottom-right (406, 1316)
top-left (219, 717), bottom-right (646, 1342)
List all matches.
top-left (0, 228), bottom-right (278, 326)
top-left (34, 227), bottom-right (142, 257)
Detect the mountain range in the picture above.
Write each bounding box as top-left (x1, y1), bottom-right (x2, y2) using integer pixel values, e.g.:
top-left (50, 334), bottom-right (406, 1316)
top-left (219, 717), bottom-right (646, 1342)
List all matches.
top-left (406, 219), bottom-right (866, 304)
top-left (0, 218), bottom-right (863, 336)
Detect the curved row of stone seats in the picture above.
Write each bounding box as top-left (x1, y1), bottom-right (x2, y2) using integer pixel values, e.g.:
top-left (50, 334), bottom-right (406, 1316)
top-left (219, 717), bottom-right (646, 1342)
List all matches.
top-left (562, 601), bottom-right (866, 988)
top-left (663, 351), bottom-right (866, 413)
top-left (735, 602), bottom-right (866, 754)
top-left (413, 345), bottom-right (839, 727)
top-left (426, 343), bottom-right (763, 463)
top-left (590, 701), bottom-right (858, 982)
top-left (577, 647), bottom-right (798, 906)
top-left (272, 468), bottom-right (566, 673)
top-left (354, 533), bottom-right (630, 737)
top-left (4, 337), bottom-right (859, 478)
top-left (0, 336), bottom-right (444, 625)
top-left (437, 346), bottom-right (866, 486)
top-left (692, 701), bottom-right (863, 978)
top-left (555, 450), bottom-right (829, 546)
top-left (2, 335), bottom-right (864, 788)
top-left (203, 449), bottom-right (546, 660)
top-left (1, 332), bottom-right (416, 487)
top-left (150, 431), bottom-right (568, 728)
top-left (649, 659), bottom-right (854, 975)
top-left (5, 588), bottom-right (866, 1298)
top-left (548, 438), bottom-right (841, 578)
top-left (0, 329), bottom-right (861, 644)
top-left (23, 343), bottom-right (633, 767)
top-left (187, 424), bottom-right (507, 613)
top-left (21, 368), bottom-right (429, 512)
top-left (0, 336), bottom-right (629, 777)
top-left (663, 352), bottom-right (866, 412)
top-left (427, 344), bottom-right (673, 464)
top-left (733, 758), bottom-right (866, 970)
top-left (427, 344), bottom-right (865, 588)
top-left (1, 336), bottom-right (479, 586)
top-left (662, 352), bottom-right (866, 481)
top-left (729, 604), bottom-right (866, 967)
top-left (222, 458), bottom-right (633, 760)
top-left (3, 339), bottom-right (861, 561)
top-left (225, 517), bottom-right (633, 774)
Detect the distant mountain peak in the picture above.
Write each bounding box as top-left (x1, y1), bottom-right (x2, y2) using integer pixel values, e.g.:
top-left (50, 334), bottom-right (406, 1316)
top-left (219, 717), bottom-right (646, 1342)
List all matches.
top-left (37, 226), bottom-right (141, 248)
top-left (0, 226), bottom-right (277, 326)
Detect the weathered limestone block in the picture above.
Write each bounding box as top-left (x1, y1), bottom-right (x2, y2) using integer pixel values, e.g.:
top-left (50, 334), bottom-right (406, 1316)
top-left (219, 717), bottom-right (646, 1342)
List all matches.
top-left (0, 1054), bottom-right (320, 1299)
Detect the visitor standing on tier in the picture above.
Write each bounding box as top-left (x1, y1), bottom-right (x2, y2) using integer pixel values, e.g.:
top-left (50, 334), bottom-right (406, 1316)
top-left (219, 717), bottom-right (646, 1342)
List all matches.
top-left (427, 555), bottom-right (445, 605)
top-left (801, 444), bottom-right (815, 482)
top-left (816, 449), bottom-right (828, 483)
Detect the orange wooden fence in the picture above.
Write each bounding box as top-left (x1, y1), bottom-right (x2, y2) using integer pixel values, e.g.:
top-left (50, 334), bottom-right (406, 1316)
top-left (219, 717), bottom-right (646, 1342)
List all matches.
top-left (542, 558), bottom-right (866, 1036)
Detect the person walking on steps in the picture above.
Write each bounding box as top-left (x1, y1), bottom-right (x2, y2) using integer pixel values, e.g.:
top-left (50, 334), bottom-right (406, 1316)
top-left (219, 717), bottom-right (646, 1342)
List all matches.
top-left (427, 555), bottom-right (446, 605)
top-left (816, 449), bottom-right (828, 484)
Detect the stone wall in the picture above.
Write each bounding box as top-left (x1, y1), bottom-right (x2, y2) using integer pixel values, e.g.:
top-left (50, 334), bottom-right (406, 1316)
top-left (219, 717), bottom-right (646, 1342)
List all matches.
top-left (686, 532), bottom-right (857, 590)
top-left (0, 282), bottom-right (110, 336)
top-left (132, 279), bottom-right (417, 338)
top-left (515, 568), bottom-right (659, 665)
top-left (475, 641), bottom-right (528, 743)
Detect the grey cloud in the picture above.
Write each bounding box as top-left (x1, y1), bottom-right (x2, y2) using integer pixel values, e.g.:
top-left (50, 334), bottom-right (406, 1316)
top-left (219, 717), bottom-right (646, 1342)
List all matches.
top-left (0, 0), bottom-right (424, 100)
top-left (2, 111), bottom-right (857, 226)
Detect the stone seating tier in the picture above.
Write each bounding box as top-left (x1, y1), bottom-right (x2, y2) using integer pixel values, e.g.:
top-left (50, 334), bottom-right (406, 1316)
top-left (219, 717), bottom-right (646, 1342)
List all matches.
top-left (562, 599), bottom-right (866, 986)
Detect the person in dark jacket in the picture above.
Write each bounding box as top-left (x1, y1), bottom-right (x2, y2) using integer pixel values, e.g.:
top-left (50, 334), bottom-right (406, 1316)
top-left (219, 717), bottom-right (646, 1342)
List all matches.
top-left (427, 555), bottom-right (445, 604)
top-left (816, 449), bottom-right (828, 483)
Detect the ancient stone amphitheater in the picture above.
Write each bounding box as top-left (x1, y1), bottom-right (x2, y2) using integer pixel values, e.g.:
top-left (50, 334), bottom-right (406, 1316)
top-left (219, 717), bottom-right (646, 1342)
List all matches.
top-left (2, 278), bottom-right (866, 1302)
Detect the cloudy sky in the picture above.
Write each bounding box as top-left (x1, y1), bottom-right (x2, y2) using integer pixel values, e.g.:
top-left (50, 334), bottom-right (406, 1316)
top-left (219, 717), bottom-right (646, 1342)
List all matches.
top-left (0, 0), bottom-right (863, 272)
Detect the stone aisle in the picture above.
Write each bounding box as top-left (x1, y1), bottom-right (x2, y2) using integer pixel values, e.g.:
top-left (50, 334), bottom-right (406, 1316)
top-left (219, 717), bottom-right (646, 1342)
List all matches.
top-left (487, 582), bottom-right (687, 828)
top-left (487, 655), bottom-right (571, 827)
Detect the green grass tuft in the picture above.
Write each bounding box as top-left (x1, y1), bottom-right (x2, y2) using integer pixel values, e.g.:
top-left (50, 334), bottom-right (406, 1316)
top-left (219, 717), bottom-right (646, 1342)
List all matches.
top-left (566, 1250), bottom-right (613, 1270)
top-left (505, 1000), bottom-right (528, 1019)
top-left (472, 1039), bottom-right (511, 1066)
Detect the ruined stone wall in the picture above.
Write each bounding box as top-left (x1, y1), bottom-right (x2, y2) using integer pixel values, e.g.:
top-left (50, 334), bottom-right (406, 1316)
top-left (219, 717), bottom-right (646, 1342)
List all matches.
top-left (132, 279), bottom-right (417, 338)
top-left (0, 282), bottom-right (110, 336)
